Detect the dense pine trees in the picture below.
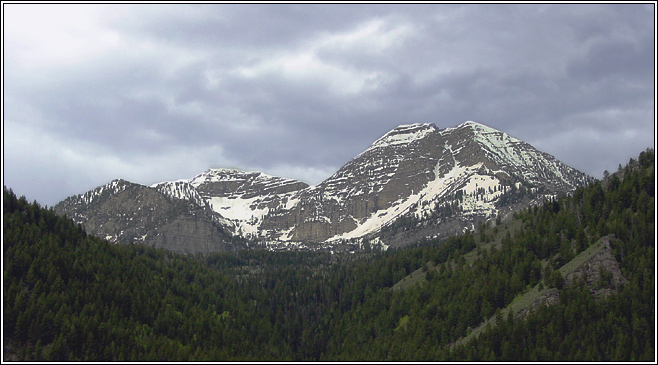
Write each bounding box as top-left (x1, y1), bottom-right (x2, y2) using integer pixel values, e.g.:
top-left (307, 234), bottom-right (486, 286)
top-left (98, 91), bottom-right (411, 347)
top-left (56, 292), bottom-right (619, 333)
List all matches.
top-left (3, 148), bottom-right (654, 361)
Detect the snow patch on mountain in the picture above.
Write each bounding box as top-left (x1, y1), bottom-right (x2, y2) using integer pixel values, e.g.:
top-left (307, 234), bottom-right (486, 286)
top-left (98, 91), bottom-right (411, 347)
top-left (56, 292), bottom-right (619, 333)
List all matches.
top-left (152, 180), bottom-right (206, 207)
top-left (327, 160), bottom-right (467, 242)
top-left (208, 195), bottom-right (270, 235)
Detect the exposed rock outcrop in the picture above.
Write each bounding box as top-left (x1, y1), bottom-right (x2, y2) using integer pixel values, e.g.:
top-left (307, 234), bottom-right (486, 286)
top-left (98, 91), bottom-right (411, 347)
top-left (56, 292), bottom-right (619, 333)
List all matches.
top-left (54, 179), bottom-right (242, 254)
top-left (517, 235), bottom-right (627, 320)
top-left (563, 235), bottom-right (628, 298)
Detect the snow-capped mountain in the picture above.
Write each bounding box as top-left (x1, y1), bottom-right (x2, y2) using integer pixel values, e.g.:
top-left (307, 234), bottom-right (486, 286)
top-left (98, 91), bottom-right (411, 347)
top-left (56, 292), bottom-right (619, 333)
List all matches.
top-left (54, 121), bottom-right (595, 253)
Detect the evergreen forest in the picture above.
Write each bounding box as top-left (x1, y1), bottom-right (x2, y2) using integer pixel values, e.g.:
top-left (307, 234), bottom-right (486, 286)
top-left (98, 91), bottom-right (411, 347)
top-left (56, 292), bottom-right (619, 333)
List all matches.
top-left (3, 148), bottom-right (655, 361)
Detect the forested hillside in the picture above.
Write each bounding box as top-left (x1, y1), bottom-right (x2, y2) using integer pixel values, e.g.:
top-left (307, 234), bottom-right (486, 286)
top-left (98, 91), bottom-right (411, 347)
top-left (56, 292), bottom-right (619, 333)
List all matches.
top-left (3, 148), bottom-right (654, 361)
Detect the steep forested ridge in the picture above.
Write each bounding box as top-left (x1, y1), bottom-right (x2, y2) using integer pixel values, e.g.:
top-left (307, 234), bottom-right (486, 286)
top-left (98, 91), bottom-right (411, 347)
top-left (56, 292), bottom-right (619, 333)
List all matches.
top-left (3, 148), bottom-right (654, 361)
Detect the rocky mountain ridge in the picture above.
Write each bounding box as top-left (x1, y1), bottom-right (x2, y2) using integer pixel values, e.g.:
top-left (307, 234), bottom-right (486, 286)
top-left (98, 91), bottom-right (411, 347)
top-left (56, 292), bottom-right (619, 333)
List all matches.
top-left (54, 121), bottom-right (595, 253)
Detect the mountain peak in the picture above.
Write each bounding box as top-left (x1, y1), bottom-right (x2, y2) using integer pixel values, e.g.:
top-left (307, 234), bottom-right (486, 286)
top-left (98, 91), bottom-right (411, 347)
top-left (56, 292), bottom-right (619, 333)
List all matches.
top-left (187, 168), bottom-right (259, 186)
top-left (369, 123), bottom-right (438, 150)
top-left (461, 120), bottom-right (486, 127)
top-left (447, 120), bottom-right (522, 154)
top-left (456, 120), bottom-right (499, 133)
top-left (395, 122), bottom-right (437, 130)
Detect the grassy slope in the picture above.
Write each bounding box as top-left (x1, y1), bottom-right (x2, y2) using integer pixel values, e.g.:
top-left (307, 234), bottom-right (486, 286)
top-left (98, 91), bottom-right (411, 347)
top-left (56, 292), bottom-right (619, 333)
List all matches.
top-left (389, 213), bottom-right (610, 348)
top-left (452, 235), bottom-right (608, 347)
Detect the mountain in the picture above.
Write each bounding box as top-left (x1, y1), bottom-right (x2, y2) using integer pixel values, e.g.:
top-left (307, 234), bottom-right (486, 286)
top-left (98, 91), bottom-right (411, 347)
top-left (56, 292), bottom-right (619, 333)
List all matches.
top-left (5, 148), bottom-right (654, 361)
top-left (53, 179), bottom-right (243, 253)
top-left (53, 121), bottom-right (595, 253)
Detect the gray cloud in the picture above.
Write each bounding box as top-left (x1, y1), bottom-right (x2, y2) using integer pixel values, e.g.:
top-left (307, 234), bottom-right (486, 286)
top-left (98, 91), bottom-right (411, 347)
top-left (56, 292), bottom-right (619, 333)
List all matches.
top-left (3, 3), bottom-right (654, 206)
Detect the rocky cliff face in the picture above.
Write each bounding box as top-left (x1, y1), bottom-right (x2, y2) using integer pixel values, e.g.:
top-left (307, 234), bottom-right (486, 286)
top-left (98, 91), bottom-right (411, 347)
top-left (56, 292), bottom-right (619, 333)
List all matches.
top-left (54, 179), bottom-right (242, 254)
top-left (562, 235), bottom-right (628, 298)
top-left (54, 121), bottom-right (595, 252)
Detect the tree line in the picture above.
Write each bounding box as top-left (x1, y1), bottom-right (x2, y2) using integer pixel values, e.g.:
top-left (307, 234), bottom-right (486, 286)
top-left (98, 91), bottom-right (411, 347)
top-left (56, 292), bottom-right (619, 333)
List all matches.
top-left (2, 147), bottom-right (654, 361)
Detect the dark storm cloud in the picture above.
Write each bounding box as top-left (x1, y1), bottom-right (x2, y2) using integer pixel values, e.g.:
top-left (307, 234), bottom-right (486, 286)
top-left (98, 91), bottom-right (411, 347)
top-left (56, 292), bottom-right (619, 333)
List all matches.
top-left (3, 3), bottom-right (654, 206)
top-left (11, 61), bottom-right (210, 155)
top-left (112, 4), bottom-right (406, 55)
top-left (567, 38), bottom-right (654, 82)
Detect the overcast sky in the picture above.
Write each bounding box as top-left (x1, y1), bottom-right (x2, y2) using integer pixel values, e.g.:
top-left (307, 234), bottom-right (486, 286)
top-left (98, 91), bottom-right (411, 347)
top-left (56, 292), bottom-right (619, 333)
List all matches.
top-left (3, 3), bottom-right (655, 207)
